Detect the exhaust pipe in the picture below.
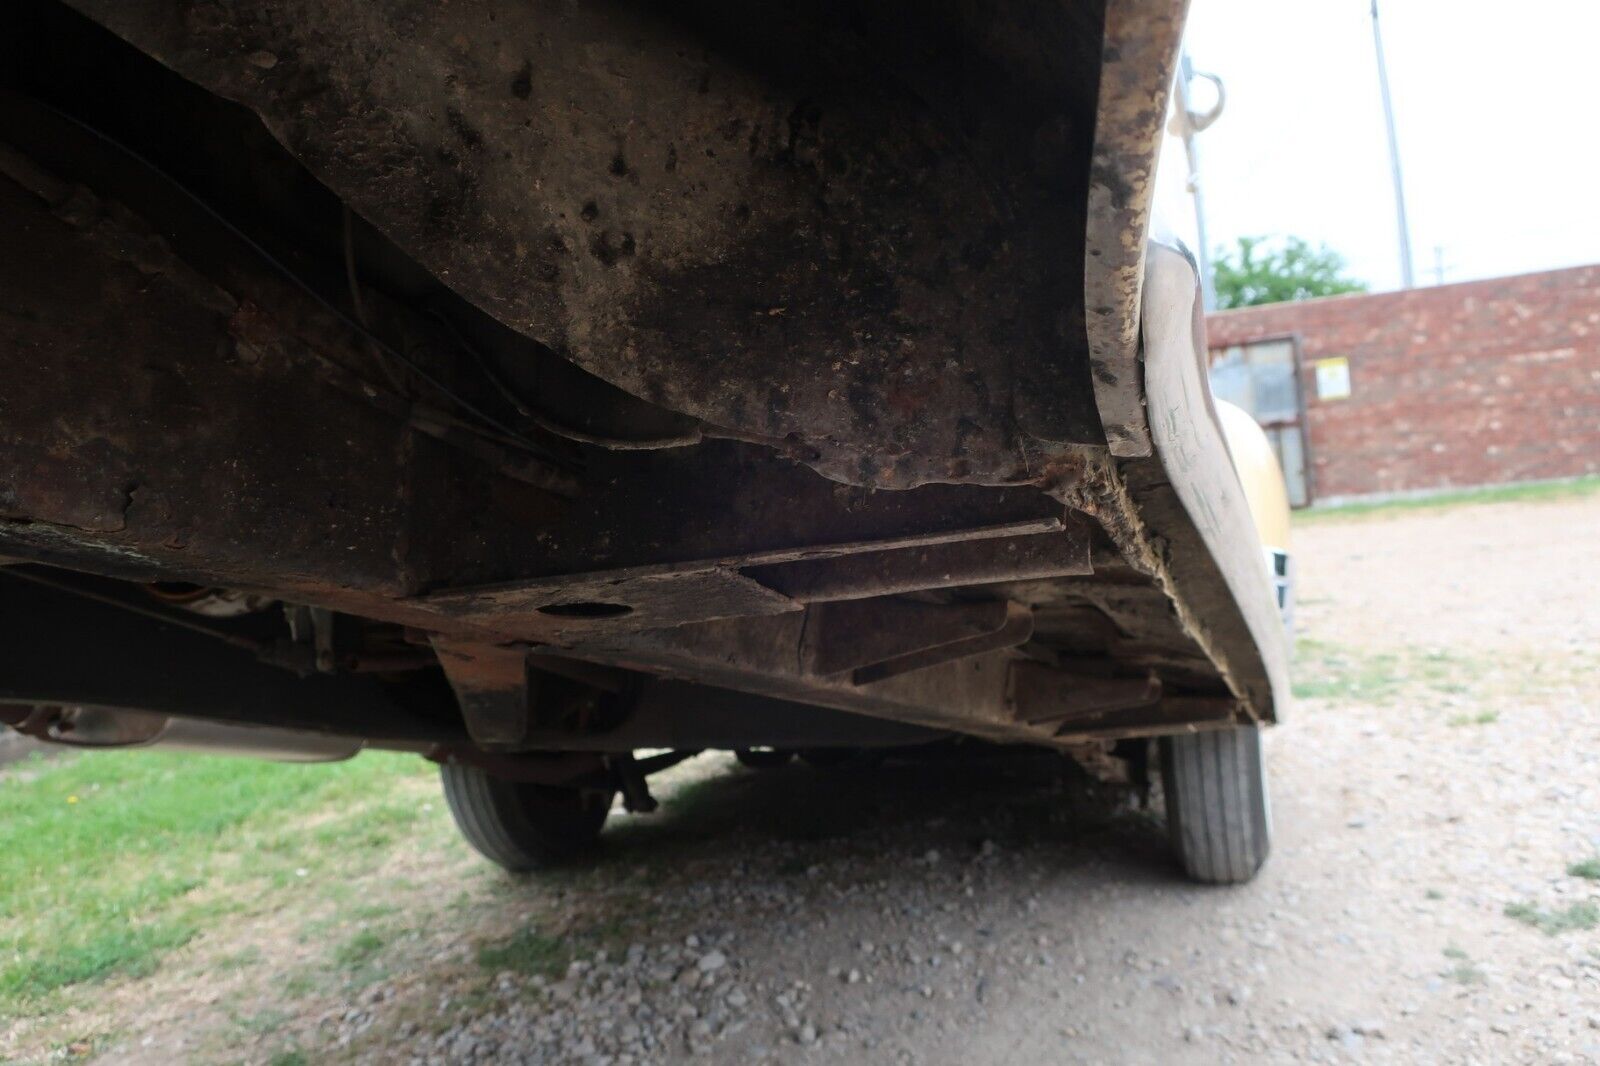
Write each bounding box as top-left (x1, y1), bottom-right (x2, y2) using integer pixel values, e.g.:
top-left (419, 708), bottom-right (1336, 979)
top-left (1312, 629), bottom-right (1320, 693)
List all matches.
top-left (3, 705), bottom-right (428, 763)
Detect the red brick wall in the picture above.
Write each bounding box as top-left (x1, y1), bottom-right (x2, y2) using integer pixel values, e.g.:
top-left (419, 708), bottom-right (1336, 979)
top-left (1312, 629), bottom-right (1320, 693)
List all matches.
top-left (1204, 264), bottom-right (1600, 501)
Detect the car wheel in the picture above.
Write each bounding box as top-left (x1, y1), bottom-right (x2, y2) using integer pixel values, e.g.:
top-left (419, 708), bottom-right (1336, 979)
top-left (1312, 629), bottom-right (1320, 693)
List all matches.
top-left (439, 762), bottom-right (614, 872)
top-left (1160, 725), bottom-right (1271, 884)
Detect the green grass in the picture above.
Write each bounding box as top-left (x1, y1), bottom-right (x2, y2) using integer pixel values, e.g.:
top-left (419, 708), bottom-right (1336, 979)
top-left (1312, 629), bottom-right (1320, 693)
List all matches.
top-left (334, 929), bottom-right (389, 970)
top-left (476, 927), bottom-right (570, 978)
top-left (1297, 475), bottom-right (1600, 523)
top-left (329, 930), bottom-right (396, 991)
top-left (1291, 639), bottom-right (1480, 704)
top-left (0, 749), bottom-right (435, 1015)
top-left (1447, 711), bottom-right (1498, 728)
top-left (474, 903), bottom-right (655, 982)
top-left (1504, 900), bottom-right (1600, 935)
top-left (1568, 858), bottom-right (1600, 880)
top-left (1291, 640), bottom-right (1403, 701)
top-left (231, 1006), bottom-right (291, 1036)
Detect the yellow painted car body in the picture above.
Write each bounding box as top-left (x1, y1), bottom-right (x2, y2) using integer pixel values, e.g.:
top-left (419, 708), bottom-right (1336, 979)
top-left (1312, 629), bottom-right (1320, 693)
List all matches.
top-left (1216, 400), bottom-right (1293, 629)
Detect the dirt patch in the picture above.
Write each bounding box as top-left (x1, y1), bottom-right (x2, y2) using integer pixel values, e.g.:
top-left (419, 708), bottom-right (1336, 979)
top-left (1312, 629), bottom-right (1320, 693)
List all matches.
top-left (1293, 492), bottom-right (1600, 656)
top-left (0, 728), bottom-right (47, 769)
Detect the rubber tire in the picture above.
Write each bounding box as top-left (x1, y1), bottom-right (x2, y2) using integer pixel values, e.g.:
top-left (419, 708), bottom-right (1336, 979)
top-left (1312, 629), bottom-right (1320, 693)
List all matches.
top-left (1160, 726), bottom-right (1272, 884)
top-left (439, 762), bottom-right (613, 872)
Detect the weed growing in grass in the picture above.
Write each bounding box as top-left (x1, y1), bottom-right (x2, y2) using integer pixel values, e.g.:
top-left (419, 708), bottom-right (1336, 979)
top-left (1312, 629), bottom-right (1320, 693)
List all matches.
top-left (1567, 858), bottom-right (1600, 880)
top-left (1504, 900), bottom-right (1600, 935)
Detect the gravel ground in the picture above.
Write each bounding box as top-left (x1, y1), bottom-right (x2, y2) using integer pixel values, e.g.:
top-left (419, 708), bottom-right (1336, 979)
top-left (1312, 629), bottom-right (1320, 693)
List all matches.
top-left (1292, 495), bottom-right (1600, 656)
top-left (0, 726), bottom-right (43, 768)
top-left (31, 493), bottom-right (1600, 1064)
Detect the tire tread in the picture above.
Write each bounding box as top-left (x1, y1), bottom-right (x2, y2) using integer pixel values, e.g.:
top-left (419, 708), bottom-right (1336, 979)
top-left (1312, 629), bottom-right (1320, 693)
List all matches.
top-left (1161, 726), bottom-right (1270, 884)
top-left (440, 763), bottom-right (610, 872)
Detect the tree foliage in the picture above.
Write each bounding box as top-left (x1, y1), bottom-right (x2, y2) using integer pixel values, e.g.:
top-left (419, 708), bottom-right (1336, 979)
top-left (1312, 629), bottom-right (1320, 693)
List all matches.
top-left (1212, 236), bottom-right (1366, 309)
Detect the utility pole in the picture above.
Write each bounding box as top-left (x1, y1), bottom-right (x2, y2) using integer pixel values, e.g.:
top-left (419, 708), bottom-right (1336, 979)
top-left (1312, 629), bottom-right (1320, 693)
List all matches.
top-left (1175, 53), bottom-right (1225, 311)
top-left (1371, 0), bottom-right (1415, 288)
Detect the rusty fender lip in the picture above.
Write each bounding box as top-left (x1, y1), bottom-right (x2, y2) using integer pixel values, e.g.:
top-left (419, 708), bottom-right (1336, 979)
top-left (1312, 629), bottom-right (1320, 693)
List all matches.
top-left (1130, 238), bottom-right (1289, 722)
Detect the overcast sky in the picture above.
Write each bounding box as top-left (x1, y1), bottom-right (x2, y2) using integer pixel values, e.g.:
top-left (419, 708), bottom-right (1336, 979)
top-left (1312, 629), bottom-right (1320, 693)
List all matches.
top-left (1179, 0), bottom-right (1597, 292)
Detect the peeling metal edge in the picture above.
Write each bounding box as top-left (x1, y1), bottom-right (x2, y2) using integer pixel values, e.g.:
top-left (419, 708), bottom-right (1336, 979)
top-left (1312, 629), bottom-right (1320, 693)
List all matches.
top-left (1081, 0), bottom-right (1192, 459)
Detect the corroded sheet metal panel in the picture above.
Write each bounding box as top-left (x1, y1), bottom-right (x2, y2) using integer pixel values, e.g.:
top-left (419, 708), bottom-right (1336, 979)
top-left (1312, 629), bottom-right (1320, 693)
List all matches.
top-left (63, 0), bottom-right (1120, 489)
top-left (430, 565), bottom-right (801, 644)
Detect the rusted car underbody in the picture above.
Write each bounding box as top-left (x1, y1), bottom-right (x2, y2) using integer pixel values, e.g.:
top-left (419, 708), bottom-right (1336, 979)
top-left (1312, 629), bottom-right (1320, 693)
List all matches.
top-left (0, 0), bottom-right (1285, 796)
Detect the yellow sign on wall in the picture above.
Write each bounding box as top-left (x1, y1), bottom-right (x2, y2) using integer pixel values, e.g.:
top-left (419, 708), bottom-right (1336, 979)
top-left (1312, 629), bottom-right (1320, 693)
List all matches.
top-left (1314, 357), bottom-right (1351, 401)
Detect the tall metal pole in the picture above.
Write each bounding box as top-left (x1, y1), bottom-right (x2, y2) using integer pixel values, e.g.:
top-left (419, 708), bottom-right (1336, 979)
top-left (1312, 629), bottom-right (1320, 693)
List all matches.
top-left (1176, 53), bottom-right (1225, 311)
top-left (1371, 0), bottom-right (1415, 288)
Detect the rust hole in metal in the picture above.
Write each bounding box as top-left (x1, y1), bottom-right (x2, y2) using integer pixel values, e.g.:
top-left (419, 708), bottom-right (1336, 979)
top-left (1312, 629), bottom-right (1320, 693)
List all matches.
top-left (536, 601), bottom-right (634, 619)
